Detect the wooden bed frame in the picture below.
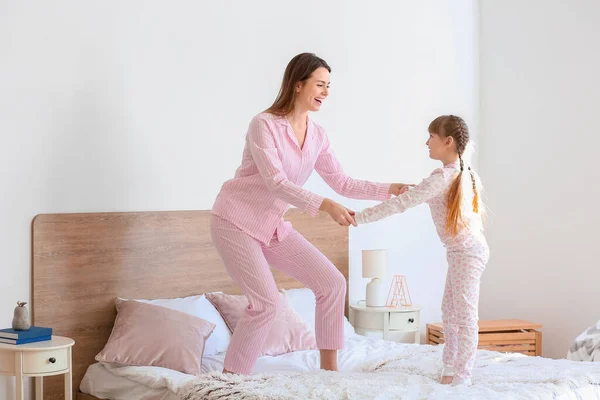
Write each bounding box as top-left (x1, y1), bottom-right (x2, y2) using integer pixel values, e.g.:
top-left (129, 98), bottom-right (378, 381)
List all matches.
top-left (31, 209), bottom-right (349, 400)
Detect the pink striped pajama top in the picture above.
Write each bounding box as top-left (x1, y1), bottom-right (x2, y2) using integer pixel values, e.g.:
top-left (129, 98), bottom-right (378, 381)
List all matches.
top-left (212, 112), bottom-right (391, 244)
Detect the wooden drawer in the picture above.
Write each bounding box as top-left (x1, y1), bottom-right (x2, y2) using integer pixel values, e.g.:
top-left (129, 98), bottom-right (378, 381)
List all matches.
top-left (352, 310), bottom-right (385, 330)
top-left (426, 319), bottom-right (542, 356)
top-left (23, 348), bottom-right (68, 374)
top-left (389, 311), bottom-right (420, 331)
top-left (0, 351), bottom-right (15, 374)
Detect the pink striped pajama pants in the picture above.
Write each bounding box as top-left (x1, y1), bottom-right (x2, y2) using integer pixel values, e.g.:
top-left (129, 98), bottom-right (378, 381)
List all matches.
top-left (441, 241), bottom-right (490, 383)
top-left (210, 215), bottom-right (346, 374)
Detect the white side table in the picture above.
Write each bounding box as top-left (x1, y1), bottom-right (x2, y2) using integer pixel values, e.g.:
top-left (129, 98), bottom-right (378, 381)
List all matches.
top-left (0, 336), bottom-right (75, 400)
top-left (350, 303), bottom-right (422, 343)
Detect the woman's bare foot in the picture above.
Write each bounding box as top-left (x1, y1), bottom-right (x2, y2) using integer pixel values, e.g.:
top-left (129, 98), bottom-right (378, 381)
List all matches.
top-left (440, 376), bottom-right (453, 384)
top-left (320, 349), bottom-right (339, 371)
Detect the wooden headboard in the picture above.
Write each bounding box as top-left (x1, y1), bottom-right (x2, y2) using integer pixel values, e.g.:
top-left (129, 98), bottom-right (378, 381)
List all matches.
top-left (31, 209), bottom-right (348, 400)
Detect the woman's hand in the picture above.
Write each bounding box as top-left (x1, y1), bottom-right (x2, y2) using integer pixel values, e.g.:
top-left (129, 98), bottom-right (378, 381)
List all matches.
top-left (320, 199), bottom-right (357, 227)
top-left (389, 183), bottom-right (414, 196)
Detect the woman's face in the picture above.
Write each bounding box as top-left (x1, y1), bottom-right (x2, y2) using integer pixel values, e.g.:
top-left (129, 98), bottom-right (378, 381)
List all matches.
top-left (295, 67), bottom-right (330, 112)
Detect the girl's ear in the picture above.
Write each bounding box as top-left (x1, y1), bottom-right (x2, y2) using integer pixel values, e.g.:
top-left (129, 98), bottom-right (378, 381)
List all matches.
top-left (445, 136), bottom-right (455, 148)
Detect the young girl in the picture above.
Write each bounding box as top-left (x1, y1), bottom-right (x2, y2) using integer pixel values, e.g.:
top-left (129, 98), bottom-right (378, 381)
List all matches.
top-left (354, 115), bottom-right (489, 386)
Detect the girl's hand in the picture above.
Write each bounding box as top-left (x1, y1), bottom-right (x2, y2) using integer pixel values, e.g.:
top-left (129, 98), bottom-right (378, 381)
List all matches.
top-left (389, 183), bottom-right (414, 196)
top-left (320, 199), bottom-right (357, 227)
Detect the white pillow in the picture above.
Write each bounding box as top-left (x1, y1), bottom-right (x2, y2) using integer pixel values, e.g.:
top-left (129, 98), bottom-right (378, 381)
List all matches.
top-left (116, 294), bottom-right (231, 355)
top-left (283, 288), bottom-right (356, 338)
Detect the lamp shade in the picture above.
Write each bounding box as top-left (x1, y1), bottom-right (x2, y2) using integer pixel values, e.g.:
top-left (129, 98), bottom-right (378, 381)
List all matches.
top-left (362, 249), bottom-right (387, 278)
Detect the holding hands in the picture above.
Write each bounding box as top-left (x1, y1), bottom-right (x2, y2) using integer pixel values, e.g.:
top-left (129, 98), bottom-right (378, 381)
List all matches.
top-left (389, 183), bottom-right (414, 196)
top-left (320, 198), bottom-right (357, 227)
top-left (321, 183), bottom-right (413, 227)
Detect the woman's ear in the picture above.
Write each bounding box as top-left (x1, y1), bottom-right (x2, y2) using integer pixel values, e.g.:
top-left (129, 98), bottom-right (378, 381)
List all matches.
top-left (295, 82), bottom-right (302, 93)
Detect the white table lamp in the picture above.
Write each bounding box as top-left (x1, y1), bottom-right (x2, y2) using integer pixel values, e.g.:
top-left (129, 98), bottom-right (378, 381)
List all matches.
top-left (362, 249), bottom-right (388, 307)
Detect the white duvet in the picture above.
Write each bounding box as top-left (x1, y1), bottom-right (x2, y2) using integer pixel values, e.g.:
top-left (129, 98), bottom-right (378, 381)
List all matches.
top-left (84, 335), bottom-right (600, 400)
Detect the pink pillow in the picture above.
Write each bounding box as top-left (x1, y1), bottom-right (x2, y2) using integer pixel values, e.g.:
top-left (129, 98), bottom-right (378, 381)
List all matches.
top-left (205, 292), bottom-right (317, 356)
top-left (95, 300), bottom-right (215, 375)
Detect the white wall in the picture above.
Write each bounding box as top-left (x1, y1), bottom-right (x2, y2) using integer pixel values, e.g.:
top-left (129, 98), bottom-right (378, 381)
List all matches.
top-left (479, 0), bottom-right (600, 359)
top-left (308, 2), bottom-right (479, 339)
top-left (0, 0), bottom-right (477, 396)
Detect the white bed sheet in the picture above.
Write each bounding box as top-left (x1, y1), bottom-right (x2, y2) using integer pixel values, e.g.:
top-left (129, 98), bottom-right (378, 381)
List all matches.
top-left (80, 334), bottom-right (398, 399)
top-left (80, 334), bottom-right (600, 400)
top-left (80, 362), bottom-right (180, 400)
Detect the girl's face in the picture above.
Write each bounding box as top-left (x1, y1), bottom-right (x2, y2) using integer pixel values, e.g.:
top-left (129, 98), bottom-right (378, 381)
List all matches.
top-left (426, 132), bottom-right (455, 160)
top-left (295, 67), bottom-right (330, 112)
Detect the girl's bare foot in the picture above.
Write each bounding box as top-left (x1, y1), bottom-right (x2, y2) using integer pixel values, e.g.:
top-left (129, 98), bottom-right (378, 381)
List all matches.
top-left (440, 365), bottom-right (454, 384)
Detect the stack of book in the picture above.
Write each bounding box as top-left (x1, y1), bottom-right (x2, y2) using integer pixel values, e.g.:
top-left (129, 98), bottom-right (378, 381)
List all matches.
top-left (0, 326), bottom-right (52, 345)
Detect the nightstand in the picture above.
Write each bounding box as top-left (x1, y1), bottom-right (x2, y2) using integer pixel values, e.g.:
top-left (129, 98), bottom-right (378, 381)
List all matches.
top-left (349, 303), bottom-right (422, 343)
top-left (0, 336), bottom-right (75, 400)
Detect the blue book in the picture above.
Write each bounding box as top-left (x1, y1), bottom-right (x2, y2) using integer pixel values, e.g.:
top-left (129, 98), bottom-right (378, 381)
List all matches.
top-left (0, 326), bottom-right (52, 340)
top-left (0, 335), bottom-right (51, 345)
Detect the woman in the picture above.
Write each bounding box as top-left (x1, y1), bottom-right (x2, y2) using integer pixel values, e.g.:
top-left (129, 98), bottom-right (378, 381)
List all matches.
top-left (211, 53), bottom-right (408, 375)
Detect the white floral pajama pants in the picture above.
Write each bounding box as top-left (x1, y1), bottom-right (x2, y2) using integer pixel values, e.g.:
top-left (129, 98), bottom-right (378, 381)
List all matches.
top-left (441, 241), bottom-right (490, 382)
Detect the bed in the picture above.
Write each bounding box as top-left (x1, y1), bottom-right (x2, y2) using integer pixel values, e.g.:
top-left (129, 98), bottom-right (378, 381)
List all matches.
top-left (31, 210), bottom-right (600, 400)
top-left (78, 332), bottom-right (600, 400)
